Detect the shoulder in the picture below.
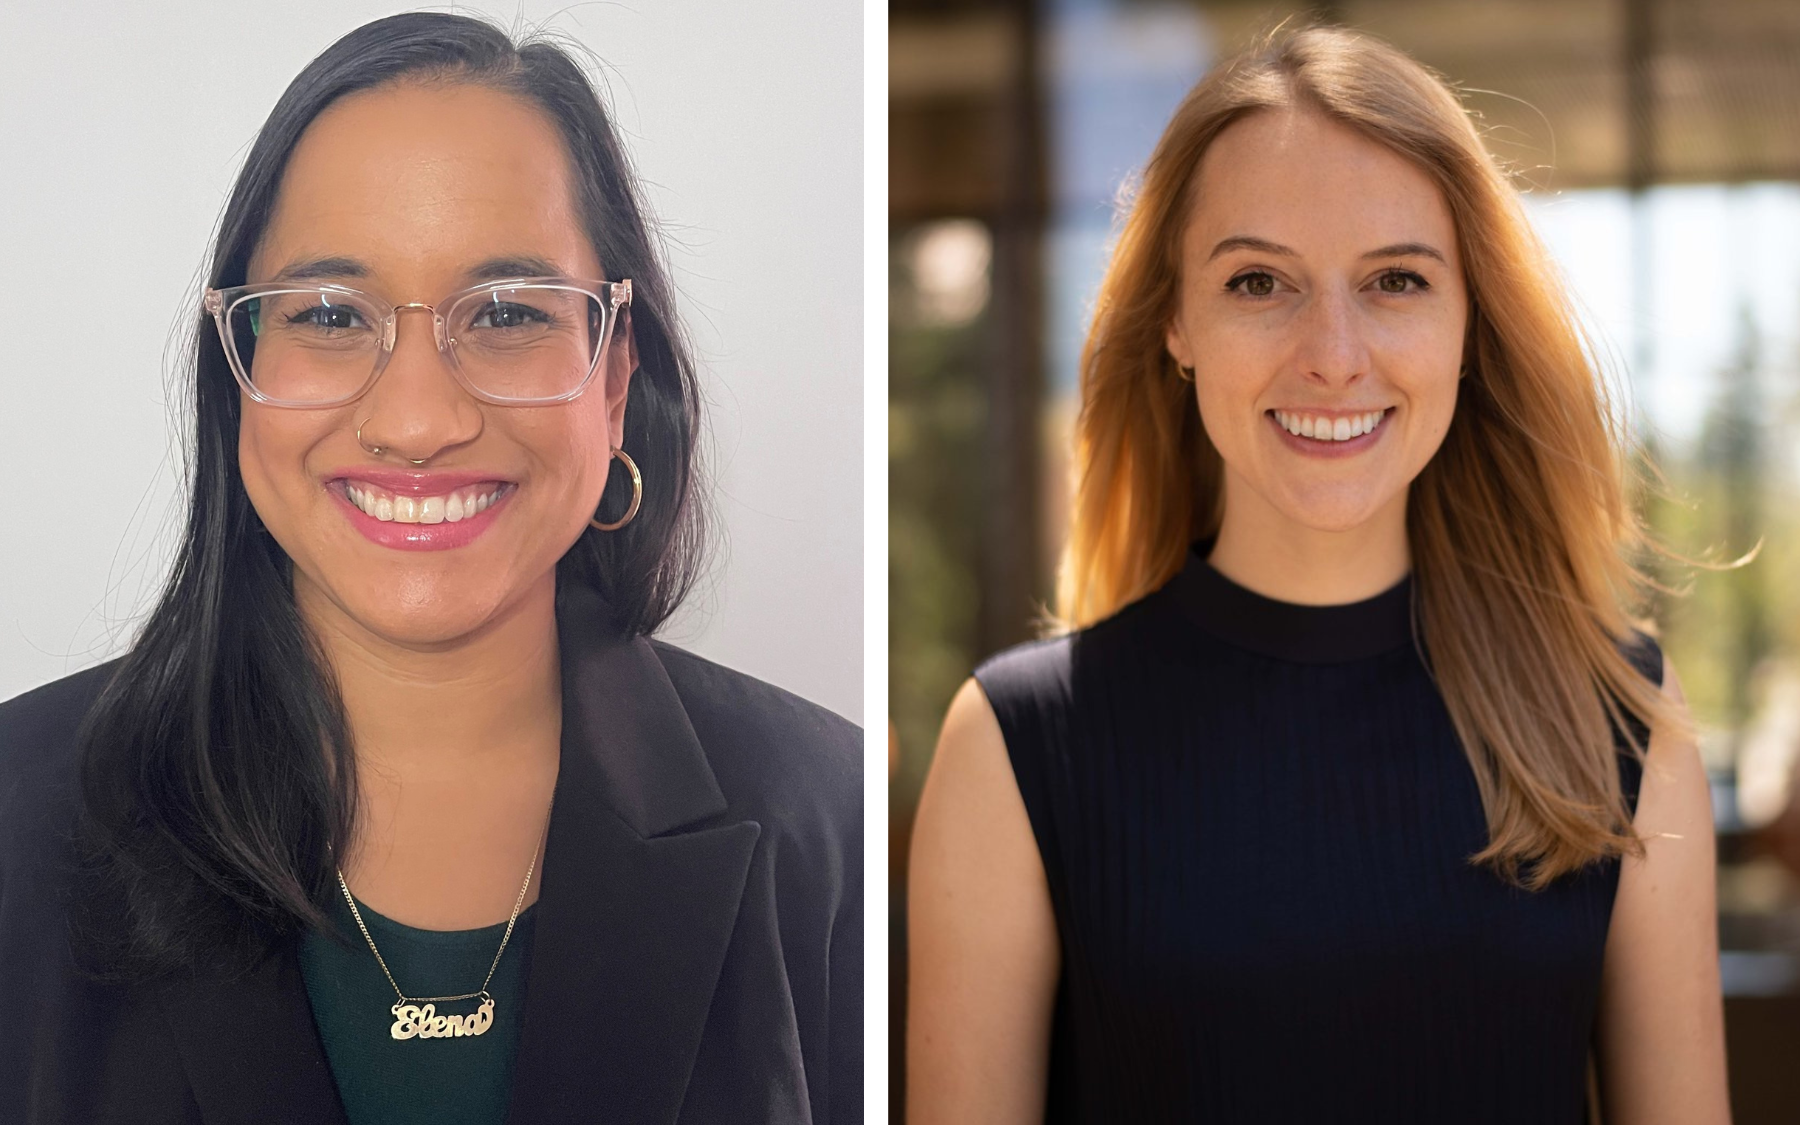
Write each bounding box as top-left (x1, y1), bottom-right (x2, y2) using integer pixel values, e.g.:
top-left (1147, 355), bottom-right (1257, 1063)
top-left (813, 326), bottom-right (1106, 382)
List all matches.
top-left (1612, 627), bottom-right (1667, 752)
top-left (1619, 628), bottom-right (1666, 689)
top-left (0, 660), bottom-right (122, 903)
top-left (968, 629), bottom-right (1116, 818)
top-left (974, 633), bottom-right (1073, 700)
top-left (972, 592), bottom-right (1172, 720)
top-left (0, 659), bottom-right (121, 763)
top-left (969, 597), bottom-right (1161, 747)
top-left (1604, 627), bottom-right (1675, 817)
top-left (970, 634), bottom-right (1076, 757)
top-left (0, 660), bottom-right (121, 822)
top-left (648, 639), bottom-right (861, 849)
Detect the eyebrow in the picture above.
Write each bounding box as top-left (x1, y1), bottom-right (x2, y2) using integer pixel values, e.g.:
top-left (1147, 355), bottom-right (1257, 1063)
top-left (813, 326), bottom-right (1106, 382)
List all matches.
top-left (268, 256), bottom-right (367, 282)
top-left (465, 255), bottom-right (566, 281)
top-left (265, 254), bottom-right (570, 285)
top-left (1206, 235), bottom-right (1447, 266)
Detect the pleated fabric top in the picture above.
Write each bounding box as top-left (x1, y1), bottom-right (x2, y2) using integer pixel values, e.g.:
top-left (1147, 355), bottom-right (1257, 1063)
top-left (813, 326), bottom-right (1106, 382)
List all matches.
top-left (973, 542), bottom-right (1659, 1124)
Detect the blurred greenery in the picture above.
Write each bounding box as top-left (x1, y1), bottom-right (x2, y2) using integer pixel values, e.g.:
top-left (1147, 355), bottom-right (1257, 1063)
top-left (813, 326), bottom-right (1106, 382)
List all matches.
top-left (1650, 311), bottom-right (1800, 765)
top-left (889, 224), bottom-right (993, 811)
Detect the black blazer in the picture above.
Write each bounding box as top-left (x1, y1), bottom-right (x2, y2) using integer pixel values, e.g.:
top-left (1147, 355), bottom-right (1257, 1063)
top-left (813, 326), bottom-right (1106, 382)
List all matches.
top-left (0, 582), bottom-right (862, 1124)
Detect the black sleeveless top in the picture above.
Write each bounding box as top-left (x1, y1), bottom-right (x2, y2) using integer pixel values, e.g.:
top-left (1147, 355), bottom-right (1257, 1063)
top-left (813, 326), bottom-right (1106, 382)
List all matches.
top-left (973, 543), bottom-right (1660, 1124)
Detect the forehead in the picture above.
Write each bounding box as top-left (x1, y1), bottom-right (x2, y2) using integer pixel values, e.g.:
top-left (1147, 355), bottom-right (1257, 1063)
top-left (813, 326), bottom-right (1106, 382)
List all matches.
top-left (249, 80), bottom-right (600, 284)
top-left (1184, 107), bottom-right (1458, 259)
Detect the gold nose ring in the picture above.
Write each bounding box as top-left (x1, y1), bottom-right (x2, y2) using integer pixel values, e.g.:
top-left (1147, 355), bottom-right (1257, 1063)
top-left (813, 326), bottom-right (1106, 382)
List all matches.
top-left (357, 418), bottom-right (428, 465)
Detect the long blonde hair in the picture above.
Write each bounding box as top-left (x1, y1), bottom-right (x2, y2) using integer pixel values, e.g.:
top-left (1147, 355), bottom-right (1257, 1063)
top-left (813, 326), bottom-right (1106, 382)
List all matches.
top-left (1056, 23), bottom-right (1682, 888)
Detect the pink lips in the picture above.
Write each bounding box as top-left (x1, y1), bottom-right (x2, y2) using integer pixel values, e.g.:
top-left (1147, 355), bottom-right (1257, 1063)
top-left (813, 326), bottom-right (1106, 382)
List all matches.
top-left (1266, 409), bottom-right (1392, 459)
top-left (331, 481), bottom-right (513, 551)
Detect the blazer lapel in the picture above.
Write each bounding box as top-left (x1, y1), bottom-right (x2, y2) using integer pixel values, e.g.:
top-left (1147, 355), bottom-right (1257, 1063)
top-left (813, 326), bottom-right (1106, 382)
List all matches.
top-left (505, 585), bottom-right (760, 1124)
top-left (156, 946), bottom-right (348, 1124)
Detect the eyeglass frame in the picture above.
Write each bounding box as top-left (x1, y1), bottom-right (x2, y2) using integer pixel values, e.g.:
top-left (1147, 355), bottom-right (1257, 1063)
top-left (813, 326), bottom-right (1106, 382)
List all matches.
top-left (201, 276), bottom-right (633, 409)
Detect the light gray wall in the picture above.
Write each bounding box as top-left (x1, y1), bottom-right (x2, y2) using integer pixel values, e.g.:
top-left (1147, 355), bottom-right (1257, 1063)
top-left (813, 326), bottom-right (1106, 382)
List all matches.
top-left (0, 2), bottom-right (862, 722)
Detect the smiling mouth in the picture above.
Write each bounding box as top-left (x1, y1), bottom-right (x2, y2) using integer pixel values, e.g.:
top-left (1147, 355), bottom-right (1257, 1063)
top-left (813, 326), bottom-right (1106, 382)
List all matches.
top-left (1269, 408), bottom-right (1391, 442)
top-left (335, 479), bottom-right (514, 523)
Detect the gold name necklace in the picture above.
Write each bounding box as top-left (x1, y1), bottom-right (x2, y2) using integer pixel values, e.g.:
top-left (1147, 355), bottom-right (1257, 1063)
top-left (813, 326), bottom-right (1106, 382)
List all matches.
top-left (335, 806), bottom-right (552, 1041)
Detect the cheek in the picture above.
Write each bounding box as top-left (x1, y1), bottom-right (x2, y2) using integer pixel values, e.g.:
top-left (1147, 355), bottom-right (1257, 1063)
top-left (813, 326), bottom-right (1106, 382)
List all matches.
top-left (237, 407), bottom-right (324, 512)
top-left (1191, 382), bottom-right (1236, 450)
top-left (1189, 334), bottom-right (1271, 447)
top-left (519, 398), bottom-right (613, 506)
top-left (1394, 360), bottom-right (1463, 475)
top-left (1405, 325), bottom-right (1465, 419)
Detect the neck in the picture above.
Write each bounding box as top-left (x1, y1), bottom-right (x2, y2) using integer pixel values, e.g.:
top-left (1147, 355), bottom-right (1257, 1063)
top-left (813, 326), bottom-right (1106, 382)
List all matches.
top-left (1207, 474), bottom-right (1411, 605)
top-left (294, 569), bottom-right (563, 778)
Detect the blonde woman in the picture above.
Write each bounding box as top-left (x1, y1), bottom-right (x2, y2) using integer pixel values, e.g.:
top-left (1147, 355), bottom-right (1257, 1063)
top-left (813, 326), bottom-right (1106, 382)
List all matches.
top-left (909, 25), bottom-right (1729, 1125)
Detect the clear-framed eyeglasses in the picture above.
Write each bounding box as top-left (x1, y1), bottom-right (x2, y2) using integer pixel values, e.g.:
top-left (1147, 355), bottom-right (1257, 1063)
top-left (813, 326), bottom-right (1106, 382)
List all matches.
top-left (201, 276), bottom-right (633, 408)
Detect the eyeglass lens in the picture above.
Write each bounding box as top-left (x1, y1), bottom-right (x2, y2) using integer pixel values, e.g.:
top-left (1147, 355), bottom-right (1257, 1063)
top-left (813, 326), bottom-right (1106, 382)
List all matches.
top-left (226, 286), bottom-right (608, 403)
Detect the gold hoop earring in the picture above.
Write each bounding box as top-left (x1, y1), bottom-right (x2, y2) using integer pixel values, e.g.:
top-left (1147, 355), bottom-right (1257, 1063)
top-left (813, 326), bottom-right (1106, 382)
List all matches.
top-left (1177, 364), bottom-right (1195, 383)
top-left (589, 448), bottom-right (642, 531)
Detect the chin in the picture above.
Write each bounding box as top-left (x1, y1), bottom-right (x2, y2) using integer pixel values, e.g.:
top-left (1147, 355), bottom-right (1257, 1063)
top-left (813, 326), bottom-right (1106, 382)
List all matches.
top-left (330, 579), bottom-right (506, 645)
top-left (1270, 486), bottom-right (1396, 535)
top-left (365, 606), bottom-right (496, 646)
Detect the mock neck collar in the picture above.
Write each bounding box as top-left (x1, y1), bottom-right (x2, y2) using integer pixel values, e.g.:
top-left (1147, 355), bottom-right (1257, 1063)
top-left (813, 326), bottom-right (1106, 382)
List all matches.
top-left (1167, 540), bottom-right (1416, 664)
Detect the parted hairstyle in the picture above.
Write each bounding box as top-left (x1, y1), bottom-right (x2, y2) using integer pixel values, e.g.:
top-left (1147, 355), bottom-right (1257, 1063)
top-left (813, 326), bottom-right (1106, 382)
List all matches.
top-left (1056, 23), bottom-right (1682, 888)
top-left (72, 12), bottom-right (708, 979)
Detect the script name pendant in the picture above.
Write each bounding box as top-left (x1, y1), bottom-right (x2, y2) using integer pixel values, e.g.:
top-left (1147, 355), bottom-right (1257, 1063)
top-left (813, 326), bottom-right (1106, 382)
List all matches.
top-left (390, 997), bottom-right (496, 1040)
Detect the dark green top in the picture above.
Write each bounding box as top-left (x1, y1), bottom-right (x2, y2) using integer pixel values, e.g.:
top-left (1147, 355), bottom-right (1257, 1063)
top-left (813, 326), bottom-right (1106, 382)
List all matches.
top-left (298, 888), bottom-right (537, 1125)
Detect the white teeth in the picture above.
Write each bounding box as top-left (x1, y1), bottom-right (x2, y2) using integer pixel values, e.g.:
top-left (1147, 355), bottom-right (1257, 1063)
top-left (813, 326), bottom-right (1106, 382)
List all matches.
top-left (1274, 409), bottom-right (1387, 443)
top-left (345, 482), bottom-right (504, 522)
top-left (349, 485), bottom-right (385, 520)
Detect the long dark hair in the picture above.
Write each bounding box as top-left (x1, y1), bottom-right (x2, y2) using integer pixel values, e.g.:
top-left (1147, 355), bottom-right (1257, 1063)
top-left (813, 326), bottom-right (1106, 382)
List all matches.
top-left (71, 12), bottom-right (707, 980)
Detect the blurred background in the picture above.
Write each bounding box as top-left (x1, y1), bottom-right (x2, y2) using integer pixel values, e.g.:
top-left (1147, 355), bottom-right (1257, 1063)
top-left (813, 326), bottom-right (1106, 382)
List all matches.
top-left (890, 0), bottom-right (1800, 1117)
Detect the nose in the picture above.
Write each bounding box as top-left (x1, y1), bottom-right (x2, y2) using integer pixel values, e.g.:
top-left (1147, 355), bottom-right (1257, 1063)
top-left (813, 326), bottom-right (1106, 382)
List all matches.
top-left (1293, 284), bottom-right (1371, 387)
top-left (358, 306), bottom-right (481, 460)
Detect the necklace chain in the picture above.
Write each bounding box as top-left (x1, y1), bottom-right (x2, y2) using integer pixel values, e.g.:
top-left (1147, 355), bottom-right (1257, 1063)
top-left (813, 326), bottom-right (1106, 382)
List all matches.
top-left (335, 803), bottom-right (553, 1008)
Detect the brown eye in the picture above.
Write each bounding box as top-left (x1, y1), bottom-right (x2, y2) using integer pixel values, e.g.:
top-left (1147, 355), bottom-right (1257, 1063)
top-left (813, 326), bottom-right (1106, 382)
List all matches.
top-left (1376, 270), bottom-right (1426, 294)
top-left (1228, 271), bottom-right (1276, 297)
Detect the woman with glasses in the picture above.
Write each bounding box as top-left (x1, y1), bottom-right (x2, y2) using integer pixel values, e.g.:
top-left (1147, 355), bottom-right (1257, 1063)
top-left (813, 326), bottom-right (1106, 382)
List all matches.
top-left (0, 13), bottom-right (859, 1124)
top-left (908, 25), bottom-right (1727, 1125)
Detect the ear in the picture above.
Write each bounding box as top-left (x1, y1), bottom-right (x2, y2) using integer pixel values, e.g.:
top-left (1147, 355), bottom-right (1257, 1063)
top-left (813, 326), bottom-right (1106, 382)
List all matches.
top-left (605, 306), bottom-right (638, 451)
top-left (1165, 317), bottom-right (1193, 372)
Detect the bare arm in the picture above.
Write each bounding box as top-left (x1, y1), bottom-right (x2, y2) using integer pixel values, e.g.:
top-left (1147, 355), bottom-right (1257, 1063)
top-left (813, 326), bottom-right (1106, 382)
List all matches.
top-left (1595, 657), bottom-right (1732, 1124)
top-left (907, 678), bottom-right (1061, 1125)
